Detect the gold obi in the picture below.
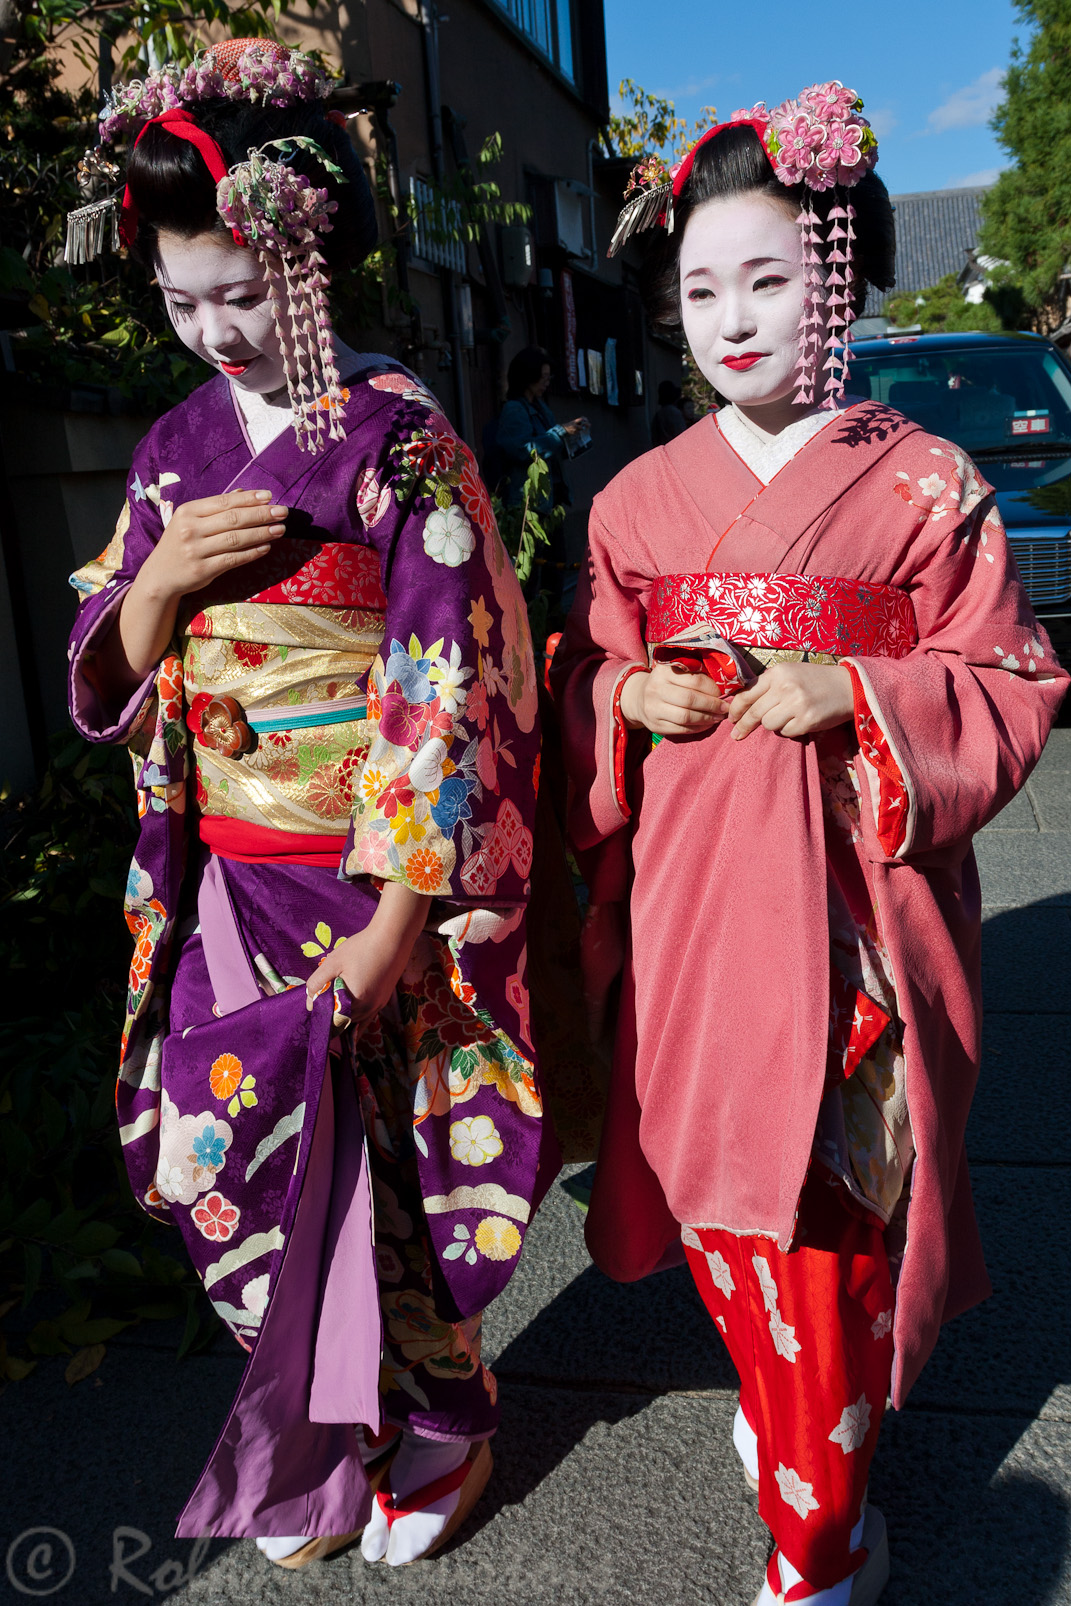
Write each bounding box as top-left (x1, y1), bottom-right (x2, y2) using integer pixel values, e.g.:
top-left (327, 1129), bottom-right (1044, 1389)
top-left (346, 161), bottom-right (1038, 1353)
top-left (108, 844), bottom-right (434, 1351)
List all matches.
top-left (182, 595), bottom-right (384, 833)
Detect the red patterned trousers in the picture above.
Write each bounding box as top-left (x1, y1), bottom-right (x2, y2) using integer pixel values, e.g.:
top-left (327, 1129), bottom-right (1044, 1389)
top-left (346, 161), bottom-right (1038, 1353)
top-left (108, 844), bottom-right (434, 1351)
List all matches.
top-left (683, 1172), bottom-right (895, 1590)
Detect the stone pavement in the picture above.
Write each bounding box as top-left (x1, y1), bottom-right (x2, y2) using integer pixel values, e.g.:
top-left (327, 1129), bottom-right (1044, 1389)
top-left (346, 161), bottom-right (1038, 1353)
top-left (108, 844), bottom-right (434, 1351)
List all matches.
top-left (3, 732), bottom-right (1070, 1606)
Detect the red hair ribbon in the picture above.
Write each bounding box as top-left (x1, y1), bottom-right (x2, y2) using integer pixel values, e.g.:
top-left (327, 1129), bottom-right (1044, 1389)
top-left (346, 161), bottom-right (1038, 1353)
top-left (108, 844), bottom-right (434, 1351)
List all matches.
top-left (671, 116), bottom-right (770, 200)
top-left (119, 107), bottom-right (244, 249)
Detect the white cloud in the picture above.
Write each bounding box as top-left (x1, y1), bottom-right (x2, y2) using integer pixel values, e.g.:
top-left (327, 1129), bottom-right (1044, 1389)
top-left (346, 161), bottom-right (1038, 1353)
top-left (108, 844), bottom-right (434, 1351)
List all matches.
top-left (947, 166), bottom-right (1004, 189)
top-left (928, 68), bottom-right (1004, 133)
top-left (653, 73), bottom-right (726, 103)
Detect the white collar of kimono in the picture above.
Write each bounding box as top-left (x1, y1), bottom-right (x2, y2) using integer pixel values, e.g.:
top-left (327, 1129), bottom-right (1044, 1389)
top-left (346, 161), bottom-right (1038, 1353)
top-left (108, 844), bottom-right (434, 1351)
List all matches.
top-left (230, 338), bottom-right (368, 456)
top-left (717, 398), bottom-right (855, 486)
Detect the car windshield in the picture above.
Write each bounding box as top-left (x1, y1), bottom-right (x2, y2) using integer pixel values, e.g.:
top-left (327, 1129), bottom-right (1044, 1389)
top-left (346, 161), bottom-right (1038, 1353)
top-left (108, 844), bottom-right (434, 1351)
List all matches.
top-left (848, 343), bottom-right (1071, 452)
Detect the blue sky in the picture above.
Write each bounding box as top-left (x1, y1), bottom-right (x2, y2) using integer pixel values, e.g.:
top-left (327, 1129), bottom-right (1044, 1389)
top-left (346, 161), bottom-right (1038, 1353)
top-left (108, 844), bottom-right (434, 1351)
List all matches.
top-left (602, 0), bottom-right (1027, 194)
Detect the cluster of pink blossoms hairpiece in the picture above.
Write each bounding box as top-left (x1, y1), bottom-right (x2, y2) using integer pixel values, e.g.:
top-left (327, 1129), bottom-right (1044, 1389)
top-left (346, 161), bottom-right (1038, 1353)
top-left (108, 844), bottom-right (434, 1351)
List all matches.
top-left (723, 84), bottom-right (875, 405)
top-left (98, 42), bottom-right (330, 145)
top-left (762, 82), bottom-right (877, 193)
top-left (216, 140), bottom-right (345, 452)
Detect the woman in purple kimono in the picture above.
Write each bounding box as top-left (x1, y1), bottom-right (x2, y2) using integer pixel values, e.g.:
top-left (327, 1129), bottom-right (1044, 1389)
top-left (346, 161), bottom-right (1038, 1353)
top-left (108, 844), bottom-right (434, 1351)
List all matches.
top-left (66, 38), bottom-right (553, 1570)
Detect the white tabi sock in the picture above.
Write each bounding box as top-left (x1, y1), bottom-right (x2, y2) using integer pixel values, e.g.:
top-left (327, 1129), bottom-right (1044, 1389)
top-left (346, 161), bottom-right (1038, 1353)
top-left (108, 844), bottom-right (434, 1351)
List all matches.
top-left (255, 1426), bottom-right (400, 1560)
top-left (360, 1429), bottom-right (471, 1566)
top-left (757, 1509), bottom-right (867, 1605)
top-left (255, 1535), bottom-right (311, 1561)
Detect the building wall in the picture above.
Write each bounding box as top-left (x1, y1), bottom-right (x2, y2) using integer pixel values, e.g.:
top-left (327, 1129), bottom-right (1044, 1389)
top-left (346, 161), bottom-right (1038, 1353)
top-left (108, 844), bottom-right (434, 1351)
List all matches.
top-left (283, 0), bottom-right (683, 521)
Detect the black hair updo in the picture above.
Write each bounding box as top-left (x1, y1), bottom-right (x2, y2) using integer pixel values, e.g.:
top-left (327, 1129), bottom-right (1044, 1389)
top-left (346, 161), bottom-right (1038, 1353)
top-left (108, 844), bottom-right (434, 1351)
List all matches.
top-left (124, 96), bottom-right (377, 273)
top-left (641, 123), bottom-right (895, 326)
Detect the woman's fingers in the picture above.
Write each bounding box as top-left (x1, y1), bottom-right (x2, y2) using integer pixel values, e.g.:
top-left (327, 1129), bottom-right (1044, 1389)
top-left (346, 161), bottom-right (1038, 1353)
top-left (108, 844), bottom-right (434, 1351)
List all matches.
top-left (197, 504), bottom-right (288, 543)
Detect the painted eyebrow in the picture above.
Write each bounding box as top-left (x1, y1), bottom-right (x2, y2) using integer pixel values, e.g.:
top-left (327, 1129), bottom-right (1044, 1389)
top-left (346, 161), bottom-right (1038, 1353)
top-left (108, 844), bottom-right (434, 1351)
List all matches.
top-left (159, 281), bottom-right (262, 295)
top-left (682, 257), bottom-right (791, 282)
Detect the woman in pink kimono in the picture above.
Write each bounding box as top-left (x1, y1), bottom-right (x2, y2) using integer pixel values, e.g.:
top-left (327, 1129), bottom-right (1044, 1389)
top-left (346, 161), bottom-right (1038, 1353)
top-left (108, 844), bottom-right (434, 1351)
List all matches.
top-left (555, 86), bottom-right (1067, 1605)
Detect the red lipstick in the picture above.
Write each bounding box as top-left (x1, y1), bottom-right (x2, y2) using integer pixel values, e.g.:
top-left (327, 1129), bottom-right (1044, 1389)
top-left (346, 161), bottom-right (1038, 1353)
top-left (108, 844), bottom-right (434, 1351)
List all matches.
top-left (721, 352), bottom-right (766, 371)
top-left (219, 359), bottom-right (252, 377)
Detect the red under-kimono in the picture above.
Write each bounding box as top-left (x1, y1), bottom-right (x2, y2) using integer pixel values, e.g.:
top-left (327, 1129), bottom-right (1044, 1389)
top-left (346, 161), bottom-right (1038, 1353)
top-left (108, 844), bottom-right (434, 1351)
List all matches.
top-left (555, 399), bottom-right (1066, 1402)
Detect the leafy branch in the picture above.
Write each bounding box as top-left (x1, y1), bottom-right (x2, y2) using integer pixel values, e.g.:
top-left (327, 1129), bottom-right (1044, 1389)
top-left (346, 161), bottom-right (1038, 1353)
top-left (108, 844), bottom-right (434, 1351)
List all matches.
top-left (601, 78), bottom-right (718, 164)
top-left (0, 738), bottom-right (217, 1384)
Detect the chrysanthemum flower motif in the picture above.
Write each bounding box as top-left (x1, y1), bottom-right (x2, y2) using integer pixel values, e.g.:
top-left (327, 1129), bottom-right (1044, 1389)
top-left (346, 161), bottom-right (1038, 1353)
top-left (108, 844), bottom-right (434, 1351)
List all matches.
top-left (829, 1393), bottom-right (872, 1454)
top-left (474, 1215), bottom-right (522, 1260)
top-left (752, 1254), bottom-right (779, 1313)
top-left (768, 1309), bottom-right (802, 1363)
top-left (704, 1249), bottom-right (736, 1299)
top-left (449, 1113), bottom-right (504, 1166)
top-left (423, 505), bottom-right (475, 568)
top-left (871, 1308), bottom-right (894, 1340)
top-left (775, 1463), bottom-right (820, 1519)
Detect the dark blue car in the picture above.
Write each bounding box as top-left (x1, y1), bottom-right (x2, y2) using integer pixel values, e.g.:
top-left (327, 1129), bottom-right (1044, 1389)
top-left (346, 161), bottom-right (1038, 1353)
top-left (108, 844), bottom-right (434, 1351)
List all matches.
top-left (848, 330), bottom-right (1071, 620)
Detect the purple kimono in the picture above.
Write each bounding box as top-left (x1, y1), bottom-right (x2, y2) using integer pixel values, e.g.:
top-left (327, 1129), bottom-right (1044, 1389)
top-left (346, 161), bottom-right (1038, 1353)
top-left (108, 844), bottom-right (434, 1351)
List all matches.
top-left (68, 361), bottom-right (556, 1538)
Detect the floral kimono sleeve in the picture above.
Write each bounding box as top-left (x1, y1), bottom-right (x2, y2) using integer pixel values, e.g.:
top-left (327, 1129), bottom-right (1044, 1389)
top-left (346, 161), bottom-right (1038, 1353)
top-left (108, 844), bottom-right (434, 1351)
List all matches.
top-left (844, 441), bottom-right (1068, 861)
top-left (68, 430), bottom-right (178, 747)
top-left (343, 394), bottom-right (540, 904)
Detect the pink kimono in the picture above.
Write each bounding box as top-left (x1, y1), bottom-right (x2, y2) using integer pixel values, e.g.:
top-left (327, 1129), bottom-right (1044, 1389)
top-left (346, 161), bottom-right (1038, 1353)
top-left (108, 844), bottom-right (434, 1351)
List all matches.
top-left (555, 401), bottom-right (1067, 1404)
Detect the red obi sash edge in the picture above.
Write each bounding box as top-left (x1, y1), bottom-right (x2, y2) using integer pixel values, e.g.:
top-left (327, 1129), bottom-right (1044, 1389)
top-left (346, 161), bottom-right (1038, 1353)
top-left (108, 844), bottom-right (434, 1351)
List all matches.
top-left (200, 815), bottom-right (346, 868)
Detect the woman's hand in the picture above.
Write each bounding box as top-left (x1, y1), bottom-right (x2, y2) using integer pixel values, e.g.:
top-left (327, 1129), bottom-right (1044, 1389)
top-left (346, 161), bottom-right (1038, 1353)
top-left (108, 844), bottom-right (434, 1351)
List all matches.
top-left (141, 488), bottom-right (288, 604)
top-left (563, 417), bottom-right (589, 437)
top-left (95, 489), bottom-right (288, 697)
top-left (306, 882), bottom-right (433, 1023)
top-left (727, 662), bottom-right (855, 741)
top-left (618, 663), bottom-right (730, 737)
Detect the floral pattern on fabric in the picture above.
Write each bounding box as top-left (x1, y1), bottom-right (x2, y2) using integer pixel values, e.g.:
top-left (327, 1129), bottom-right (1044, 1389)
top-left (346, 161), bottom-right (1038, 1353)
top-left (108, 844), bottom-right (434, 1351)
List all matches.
top-left (67, 363), bottom-right (548, 1355)
top-left (812, 742), bottom-right (912, 1224)
top-left (342, 388), bottom-right (539, 901)
top-left (645, 571), bottom-right (917, 660)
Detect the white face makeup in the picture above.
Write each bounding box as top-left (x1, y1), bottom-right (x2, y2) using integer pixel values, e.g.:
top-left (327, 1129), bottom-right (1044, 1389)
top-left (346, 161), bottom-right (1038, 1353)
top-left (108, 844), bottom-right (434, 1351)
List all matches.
top-left (679, 193), bottom-right (807, 413)
top-left (155, 229), bottom-right (287, 395)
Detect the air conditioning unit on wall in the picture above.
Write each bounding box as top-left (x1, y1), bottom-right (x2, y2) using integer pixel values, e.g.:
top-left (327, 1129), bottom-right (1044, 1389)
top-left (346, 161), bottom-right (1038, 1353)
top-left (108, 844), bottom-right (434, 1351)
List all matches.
top-left (554, 180), bottom-right (588, 258)
top-left (500, 225), bottom-right (535, 287)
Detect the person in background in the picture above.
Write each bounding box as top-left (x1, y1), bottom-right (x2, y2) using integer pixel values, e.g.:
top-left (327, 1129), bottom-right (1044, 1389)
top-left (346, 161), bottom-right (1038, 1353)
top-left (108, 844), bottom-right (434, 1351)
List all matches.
top-left (651, 379), bottom-right (688, 444)
top-left (497, 345), bottom-right (588, 510)
top-left (497, 345), bottom-right (588, 610)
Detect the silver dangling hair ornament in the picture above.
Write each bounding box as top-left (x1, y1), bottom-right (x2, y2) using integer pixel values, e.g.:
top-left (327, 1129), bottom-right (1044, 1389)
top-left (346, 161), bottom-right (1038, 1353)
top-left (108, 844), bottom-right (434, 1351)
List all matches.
top-left (64, 149), bottom-right (123, 265)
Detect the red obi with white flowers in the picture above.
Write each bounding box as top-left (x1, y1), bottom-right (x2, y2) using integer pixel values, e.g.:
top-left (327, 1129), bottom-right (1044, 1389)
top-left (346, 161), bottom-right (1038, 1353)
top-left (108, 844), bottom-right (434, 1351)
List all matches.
top-left (645, 572), bottom-right (917, 659)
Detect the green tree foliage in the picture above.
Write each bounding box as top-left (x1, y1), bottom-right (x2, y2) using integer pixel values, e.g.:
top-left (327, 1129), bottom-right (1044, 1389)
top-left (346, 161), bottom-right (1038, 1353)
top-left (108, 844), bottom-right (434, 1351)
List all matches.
top-left (602, 78), bottom-right (717, 163)
top-left (0, 0), bottom-right (316, 409)
top-left (886, 273), bottom-right (1005, 335)
top-left (0, 740), bottom-right (216, 1382)
top-left (979, 0), bottom-right (1071, 328)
